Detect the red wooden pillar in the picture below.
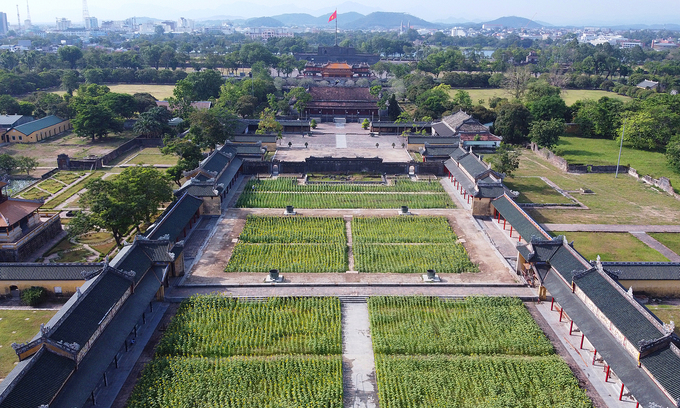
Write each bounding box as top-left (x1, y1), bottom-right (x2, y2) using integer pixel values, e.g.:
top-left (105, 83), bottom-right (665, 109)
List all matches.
top-left (503, 219), bottom-right (506, 229)
top-left (580, 333), bottom-right (585, 349)
top-left (569, 321), bottom-right (574, 335)
top-left (509, 225), bottom-right (513, 237)
top-left (605, 365), bottom-right (611, 382)
top-left (619, 384), bottom-right (625, 400)
top-left (550, 298), bottom-right (554, 310)
top-left (467, 195), bottom-right (470, 204)
top-left (592, 349), bottom-right (597, 364)
top-left (559, 308), bottom-right (563, 322)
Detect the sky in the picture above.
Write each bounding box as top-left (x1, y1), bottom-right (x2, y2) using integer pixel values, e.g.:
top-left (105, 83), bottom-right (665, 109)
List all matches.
top-left (7, 0), bottom-right (680, 27)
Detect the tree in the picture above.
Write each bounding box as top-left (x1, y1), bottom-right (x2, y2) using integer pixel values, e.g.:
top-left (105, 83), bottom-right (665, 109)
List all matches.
top-left (71, 104), bottom-right (123, 142)
top-left (362, 118), bottom-right (370, 130)
top-left (30, 93), bottom-right (69, 118)
top-left (387, 94), bottom-right (401, 121)
top-left (527, 95), bottom-right (568, 122)
top-left (256, 108), bottom-right (283, 138)
top-left (525, 81), bottom-right (561, 102)
top-left (134, 107), bottom-right (172, 138)
top-left (189, 107), bottom-right (238, 150)
top-left (622, 106), bottom-right (679, 151)
top-left (572, 97), bottom-right (623, 139)
top-left (116, 166), bottom-right (173, 224)
top-left (529, 119), bottom-right (564, 150)
top-left (310, 119), bottom-right (317, 129)
top-left (285, 87), bottom-right (312, 118)
top-left (133, 92), bottom-right (158, 113)
top-left (666, 136), bottom-right (680, 172)
top-left (0, 95), bottom-right (20, 115)
top-left (503, 65), bottom-right (532, 99)
top-left (489, 143), bottom-right (521, 177)
top-left (162, 136), bottom-right (203, 171)
top-left (493, 103), bottom-right (531, 145)
top-left (58, 46), bottom-right (83, 69)
top-left (451, 90), bottom-right (473, 110)
top-left (16, 156), bottom-right (39, 176)
top-left (79, 178), bottom-right (134, 245)
top-left (61, 70), bottom-right (81, 96)
top-left (0, 154), bottom-right (16, 175)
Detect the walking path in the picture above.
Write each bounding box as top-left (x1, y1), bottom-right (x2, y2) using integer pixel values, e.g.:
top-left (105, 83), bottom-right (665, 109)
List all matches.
top-left (342, 302), bottom-right (378, 408)
top-left (629, 232), bottom-right (680, 261)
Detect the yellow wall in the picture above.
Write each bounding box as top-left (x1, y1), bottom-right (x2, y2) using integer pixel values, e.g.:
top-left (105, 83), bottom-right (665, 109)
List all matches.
top-left (618, 280), bottom-right (680, 297)
top-left (5, 120), bottom-right (71, 143)
top-left (1, 279), bottom-right (84, 295)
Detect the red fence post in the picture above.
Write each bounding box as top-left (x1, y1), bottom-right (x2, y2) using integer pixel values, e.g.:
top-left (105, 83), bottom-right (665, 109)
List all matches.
top-left (580, 333), bottom-right (585, 349)
top-left (569, 321), bottom-right (574, 335)
top-left (605, 365), bottom-right (610, 382)
top-left (619, 383), bottom-right (625, 401)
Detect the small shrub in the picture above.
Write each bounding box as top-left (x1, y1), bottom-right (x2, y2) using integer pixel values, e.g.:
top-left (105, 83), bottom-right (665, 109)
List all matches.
top-left (21, 286), bottom-right (46, 307)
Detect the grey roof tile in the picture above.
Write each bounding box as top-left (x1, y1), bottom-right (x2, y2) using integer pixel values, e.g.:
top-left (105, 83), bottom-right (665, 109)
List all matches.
top-left (0, 263), bottom-right (103, 281)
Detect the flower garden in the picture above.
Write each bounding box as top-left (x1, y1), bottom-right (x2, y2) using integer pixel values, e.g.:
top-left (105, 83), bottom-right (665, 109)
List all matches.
top-left (235, 178), bottom-right (455, 209)
top-left (127, 296), bottom-right (343, 407)
top-left (368, 296), bottom-right (592, 407)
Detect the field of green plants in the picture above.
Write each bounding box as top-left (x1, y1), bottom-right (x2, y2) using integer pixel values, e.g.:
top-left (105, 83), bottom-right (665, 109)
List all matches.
top-left (352, 217), bottom-right (458, 243)
top-left (368, 297), bottom-right (552, 355)
top-left (238, 216), bottom-right (345, 243)
top-left (375, 355), bottom-right (592, 408)
top-left (128, 296), bottom-right (343, 407)
top-left (352, 217), bottom-right (476, 273)
top-left (225, 216), bottom-right (348, 273)
top-left (235, 179), bottom-right (454, 209)
top-left (369, 296), bottom-right (591, 407)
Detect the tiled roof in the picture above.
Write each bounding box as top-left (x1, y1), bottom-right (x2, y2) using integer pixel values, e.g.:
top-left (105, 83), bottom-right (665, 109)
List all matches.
top-left (574, 269), bottom-right (664, 346)
top-left (457, 153), bottom-right (490, 178)
top-left (476, 185), bottom-right (507, 198)
top-left (0, 198), bottom-right (42, 227)
top-left (140, 240), bottom-right (175, 263)
top-left (175, 182), bottom-right (220, 197)
top-left (441, 111), bottom-right (471, 131)
top-left (460, 132), bottom-right (502, 142)
top-left (0, 348), bottom-right (75, 408)
top-left (432, 122), bottom-right (455, 137)
top-left (458, 120), bottom-right (490, 133)
top-left (640, 345), bottom-right (680, 403)
top-left (598, 262), bottom-right (680, 281)
top-left (491, 195), bottom-right (551, 242)
top-left (549, 244), bottom-right (591, 281)
top-left (146, 193), bottom-right (203, 242)
top-left (408, 136), bottom-right (459, 145)
top-left (309, 87), bottom-right (377, 101)
top-left (49, 269), bottom-right (132, 347)
top-left (423, 145), bottom-right (458, 157)
top-left (0, 263), bottom-right (103, 281)
top-left (217, 157), bottom-right (243, 187)
top-left (12, 116), bottom-right (66, 136)
top-left (200, 150), bottom-right (232, 174)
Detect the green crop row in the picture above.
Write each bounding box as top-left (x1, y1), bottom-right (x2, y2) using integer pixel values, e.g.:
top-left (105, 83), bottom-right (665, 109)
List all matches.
top-left (375, 354), bottom-right (591, 408)
top-left (236, 192), bottom-right (454, 209)
top-left (239, 216), bottom-right (346, 244)
top-left (157, 296), bottom-right (342, 357)
top-left (225, 243), bottom-right (348, 273)
top-left (128, 355), bottom-right (343, 408)
top-left (353, 243), bottom-right (477, 274)
top-left (352, 216), bottom-right (457, 243)
top-left (244, 178), bottom-right (446, 193)
top-left (368, 297), bottom-right (553, 356)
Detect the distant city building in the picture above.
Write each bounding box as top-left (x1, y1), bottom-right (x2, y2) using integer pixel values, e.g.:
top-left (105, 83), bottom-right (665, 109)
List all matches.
top-left (56, 18), bottom-right (71, 30)
top-left (0, 12), bottom-right (9, 34)
top-left (84, 16), bottom-right (98, 30)
top-left (451, 28), bottom-right (467, 37)
top-left (652, 39), bottom-right (678, 51)
top-left (243, 27), bottom-right (293, 40)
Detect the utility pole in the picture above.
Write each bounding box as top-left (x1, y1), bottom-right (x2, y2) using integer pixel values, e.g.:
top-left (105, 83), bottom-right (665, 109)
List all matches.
top-left (16, 5), bottom-right (21, 30)
top-left (615, 121), bottom-right (625, 178)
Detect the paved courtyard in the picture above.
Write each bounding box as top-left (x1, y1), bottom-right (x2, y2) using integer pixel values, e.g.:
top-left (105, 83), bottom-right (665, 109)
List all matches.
top-left (275, 123), bottom-right (411, 162)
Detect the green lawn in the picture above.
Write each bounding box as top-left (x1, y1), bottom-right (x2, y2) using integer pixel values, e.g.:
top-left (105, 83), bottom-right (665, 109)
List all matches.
top-left (503, 176), bottom-right (574, 204)
top-left (512, 152), bottom-right (680, 225)
top-left (550, 231), bottom-right (668, 262)
top-left (126, 148), bottom-right (178, 166)
top-left (51, 171), bottom-right (84, 185)
top-left (453, 88), bottom-right (630, 107)
top-left (19, 187), bottom-right (50, 201)
top-left (646, 305), bottom-right (680, 336)
top-left (0, 310), bottom-right (58, 379)
top-left (37, 179), bottom-right (66, 194)
top-left (648, 233), bottom-right (680, 256)
top-left (554, 136), bottom-right (680, 193)
top-left (44, 237), bottom-right (94, 262)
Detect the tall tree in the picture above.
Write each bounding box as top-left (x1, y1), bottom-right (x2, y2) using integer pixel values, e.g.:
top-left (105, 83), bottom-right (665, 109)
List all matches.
top-left (489, 143), bottom-right (521, 177)
top-left (493, 103), bottom-right (531, 145)
top-left (71, 104), bottom-right (123, 142)
top-left (529, 119), bottom-right (564, 150)
top-left (503, 65), bottom-right (532, 100)
top-left (58, 46), bottom-right (83, 70)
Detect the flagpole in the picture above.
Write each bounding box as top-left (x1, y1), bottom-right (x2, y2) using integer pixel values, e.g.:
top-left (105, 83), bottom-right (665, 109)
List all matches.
top-left (335, 10), bottom-right (338, 45)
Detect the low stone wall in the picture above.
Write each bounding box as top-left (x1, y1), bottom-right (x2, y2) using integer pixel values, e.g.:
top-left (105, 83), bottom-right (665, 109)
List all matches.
top-left (58, 137), bottom-right (164, 170)
top-left (628, 167), bottom-right (678, 197)
top-left (531, 143), bottom-right (568, 172)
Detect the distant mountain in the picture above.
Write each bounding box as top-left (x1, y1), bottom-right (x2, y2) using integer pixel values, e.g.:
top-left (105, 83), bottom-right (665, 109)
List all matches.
top-left (269, 12), bottom-right (365, 27)
top-left (345, 12), bottom-right (439, 30)
top-left (245, 17), bottom-right (284, 27)
top-left (482, 16), bottom-right (544, 29)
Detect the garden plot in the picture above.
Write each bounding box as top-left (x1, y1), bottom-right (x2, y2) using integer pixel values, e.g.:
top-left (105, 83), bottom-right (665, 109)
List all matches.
top-left (128, 296), bottom-right (343, 407)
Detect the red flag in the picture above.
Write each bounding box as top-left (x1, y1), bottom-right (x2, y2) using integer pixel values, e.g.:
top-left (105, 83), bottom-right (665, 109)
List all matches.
top-left (328, 10), bottom-right (337, 22)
